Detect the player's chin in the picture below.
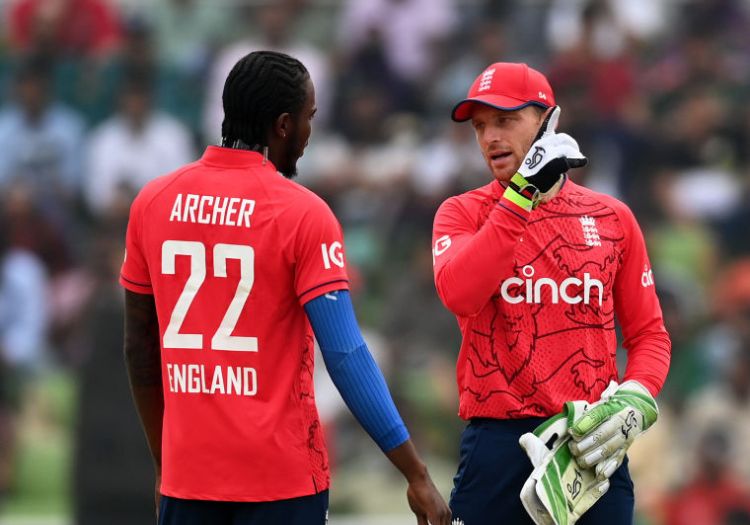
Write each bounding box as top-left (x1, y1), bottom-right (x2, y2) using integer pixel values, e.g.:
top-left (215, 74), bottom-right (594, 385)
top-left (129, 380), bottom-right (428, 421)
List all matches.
top-left (490, 166), bottom-right (514, 184)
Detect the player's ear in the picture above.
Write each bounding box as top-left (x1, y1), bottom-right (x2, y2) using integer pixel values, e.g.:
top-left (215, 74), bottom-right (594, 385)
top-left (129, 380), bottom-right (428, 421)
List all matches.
top-left (274, 112), bottom-right (292, 140)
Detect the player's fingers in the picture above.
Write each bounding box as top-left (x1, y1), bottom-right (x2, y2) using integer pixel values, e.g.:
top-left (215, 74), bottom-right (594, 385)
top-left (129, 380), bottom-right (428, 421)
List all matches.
top-left (542, 106), bottom-right (561, 135)
top-left (430, 505), bottom-right (452, 525)
top-left (570, 418), bottom-right (622, 456)
top-left (569, 405), bottom-right (612, 439)
top-left (594, 478), bottom-right (611, 497)
top-left (595, 456), bottom-right (622, 481)
top-left (566, 156), bottom-right (588, 169)
top-left (575, 431), bottom-right (626, 468)
top-left (570, 418), bottom-right (619, 453)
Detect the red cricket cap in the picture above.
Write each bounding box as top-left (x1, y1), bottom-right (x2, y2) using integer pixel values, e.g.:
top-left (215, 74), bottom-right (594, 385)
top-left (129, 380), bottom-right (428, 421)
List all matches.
top-left (451, 62), bottom-right (555, 122)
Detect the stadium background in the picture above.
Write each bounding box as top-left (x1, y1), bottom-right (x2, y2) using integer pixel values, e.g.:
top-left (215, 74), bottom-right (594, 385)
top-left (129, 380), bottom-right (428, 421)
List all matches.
top-left (0, 0), bottom-right (749, 524)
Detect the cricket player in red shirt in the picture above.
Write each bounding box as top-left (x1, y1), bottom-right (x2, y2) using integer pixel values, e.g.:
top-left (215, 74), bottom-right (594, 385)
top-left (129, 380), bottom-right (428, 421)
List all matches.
top-left (121, 51), bottom-right (450, 525)
top-left (432, 62), bottom-right (671, 524)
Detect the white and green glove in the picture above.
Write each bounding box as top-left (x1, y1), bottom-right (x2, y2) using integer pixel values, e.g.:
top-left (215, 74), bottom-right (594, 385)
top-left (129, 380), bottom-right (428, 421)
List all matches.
top-left (504, 106), bottom-right (588, 211)
top-left (568, 380), bottom-right (659, 481)
top-left (519, 401), bottom-right (610, 525)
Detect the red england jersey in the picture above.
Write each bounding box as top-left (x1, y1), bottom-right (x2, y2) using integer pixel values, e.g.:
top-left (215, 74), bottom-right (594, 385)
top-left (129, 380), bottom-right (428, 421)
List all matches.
top-left (120, 146), bottom-right (349, 501)
top-left (433, 179), bottom-right (671, 420)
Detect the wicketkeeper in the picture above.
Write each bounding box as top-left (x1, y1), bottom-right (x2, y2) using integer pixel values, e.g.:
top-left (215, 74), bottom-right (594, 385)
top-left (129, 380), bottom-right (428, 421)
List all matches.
top-left (431, 62), bottom-right (671, 525)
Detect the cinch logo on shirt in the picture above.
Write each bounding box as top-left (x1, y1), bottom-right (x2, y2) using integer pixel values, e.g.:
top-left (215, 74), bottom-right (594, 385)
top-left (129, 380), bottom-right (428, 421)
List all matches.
top-left (499, 265), bottom-right (604, 305)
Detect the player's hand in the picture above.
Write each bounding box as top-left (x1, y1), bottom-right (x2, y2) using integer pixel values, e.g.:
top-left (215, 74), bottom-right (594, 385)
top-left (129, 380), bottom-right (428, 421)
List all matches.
top-left (568, 380), bottom-right (659, 481)
top-left (519, 401), bottom-right (609, 525)
top-left (406, 474), bottom-right (451, 525)
top-left (511, 106), bottom-right (587, 206)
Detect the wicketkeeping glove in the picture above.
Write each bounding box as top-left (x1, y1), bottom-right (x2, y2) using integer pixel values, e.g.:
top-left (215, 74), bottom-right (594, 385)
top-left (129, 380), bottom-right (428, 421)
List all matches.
top-left (519, 401), bottom-right (610, 525)
top-left (504, 106), bottom-right (587, 211)
top-left (568, 380), bottom-right (659, 481)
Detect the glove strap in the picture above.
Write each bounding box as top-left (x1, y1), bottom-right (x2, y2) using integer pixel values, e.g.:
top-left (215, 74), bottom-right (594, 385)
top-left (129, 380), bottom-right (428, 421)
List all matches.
top-left (506, 173), bottom-right (541, 210)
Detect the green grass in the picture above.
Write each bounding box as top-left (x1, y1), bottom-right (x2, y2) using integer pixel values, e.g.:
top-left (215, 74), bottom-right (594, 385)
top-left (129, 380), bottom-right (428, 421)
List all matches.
top-left (2, 371), bottom-right (75, 519)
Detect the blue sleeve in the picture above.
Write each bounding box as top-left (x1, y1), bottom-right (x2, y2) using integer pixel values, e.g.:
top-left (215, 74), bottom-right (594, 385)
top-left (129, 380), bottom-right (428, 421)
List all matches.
top-left (304, 290), bottom-right (409, 452)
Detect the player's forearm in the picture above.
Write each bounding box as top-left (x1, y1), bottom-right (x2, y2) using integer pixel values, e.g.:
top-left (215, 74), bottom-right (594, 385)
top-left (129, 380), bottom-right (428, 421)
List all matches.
top-left (128, 384), bottom-right (164, 469)
top-left (385, 439), bottom-right (429, 483)
top-left (622, 330), bottom-right (671, 397)
top-left (305, 291), bottom-right (409, 451)
top-left (325, 343), bottom-right (409, 451)
top-left (435, 202), bottom-right (528, 316)
top-left (124, 291), bottom-right (164, 469)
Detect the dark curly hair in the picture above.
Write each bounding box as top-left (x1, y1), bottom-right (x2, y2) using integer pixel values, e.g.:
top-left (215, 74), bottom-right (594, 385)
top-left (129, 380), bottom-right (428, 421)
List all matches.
top-left (221, 50), bottom-right (309, 149)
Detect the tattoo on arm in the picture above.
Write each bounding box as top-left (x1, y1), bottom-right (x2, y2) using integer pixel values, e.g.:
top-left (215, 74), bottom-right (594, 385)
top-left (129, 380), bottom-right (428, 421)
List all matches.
top-left (124, 291), bottom-right (162, 387)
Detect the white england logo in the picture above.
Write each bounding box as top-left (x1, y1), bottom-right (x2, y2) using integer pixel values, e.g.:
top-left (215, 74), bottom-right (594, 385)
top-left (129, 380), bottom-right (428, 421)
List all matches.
top-left (452, 519), bottom-right (465, 525)
top-left (579, 215), bottom-right (601, 247)
top-left (478, 68), bottom-right (496, 92)
top-left (538, 91), bottom-right (547, 100)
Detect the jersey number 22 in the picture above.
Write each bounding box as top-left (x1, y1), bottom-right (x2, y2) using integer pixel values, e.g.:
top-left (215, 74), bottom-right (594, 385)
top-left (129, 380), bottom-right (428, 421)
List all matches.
top-left (161, 240), bottom-right (257, 352)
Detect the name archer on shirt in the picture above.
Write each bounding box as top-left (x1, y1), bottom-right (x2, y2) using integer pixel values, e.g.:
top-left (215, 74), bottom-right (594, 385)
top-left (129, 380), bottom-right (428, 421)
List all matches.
top-left (169, 193), bottom-right (256, 227)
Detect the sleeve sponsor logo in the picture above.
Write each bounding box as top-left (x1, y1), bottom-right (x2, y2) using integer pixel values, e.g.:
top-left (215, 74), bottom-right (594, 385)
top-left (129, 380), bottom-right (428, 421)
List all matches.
top-left (433, 235), bottom-right (452, 257)
top-left (321, 242), bottom-right (344, 269)
top-left (641, 266), bottom-right (655, 287)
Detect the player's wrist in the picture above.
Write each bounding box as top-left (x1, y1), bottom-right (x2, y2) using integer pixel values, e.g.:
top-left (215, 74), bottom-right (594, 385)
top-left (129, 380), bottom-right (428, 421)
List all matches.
top-left (386, 439), bottom-right (429, 484)
top-left (504, 173), bottom-right (539, 211)
top-left (405, 462), bottom-right (430, 484)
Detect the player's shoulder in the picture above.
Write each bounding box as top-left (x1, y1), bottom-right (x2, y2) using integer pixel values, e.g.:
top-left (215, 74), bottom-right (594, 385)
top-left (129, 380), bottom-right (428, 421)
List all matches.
top-left (271, 176), bottom-right (336, 218)
top-left (131, 160), bottom-right (202, 212)
top-left (438, 180), bottom-right (498, 213)
top-left (563, 180), bottom-right (636, 220)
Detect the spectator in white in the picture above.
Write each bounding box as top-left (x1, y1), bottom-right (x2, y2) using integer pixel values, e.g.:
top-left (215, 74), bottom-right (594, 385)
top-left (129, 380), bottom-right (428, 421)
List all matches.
top-left (338, 0), bottom-right (457, 87)
top-left (0, 206), bottom-right (49, 504)
top-left (203, 2), bottom-right (331, 142)
top-left (0, 58), bottom-right (85, 205)
top-left (84, 73), bottom-right (194, 218)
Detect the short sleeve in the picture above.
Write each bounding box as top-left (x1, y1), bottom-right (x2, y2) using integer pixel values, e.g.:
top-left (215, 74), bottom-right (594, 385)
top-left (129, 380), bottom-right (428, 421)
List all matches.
top-left (294, 197), bottom-right (349, 305)
top-left (120, 192), bottom-right (153, 294)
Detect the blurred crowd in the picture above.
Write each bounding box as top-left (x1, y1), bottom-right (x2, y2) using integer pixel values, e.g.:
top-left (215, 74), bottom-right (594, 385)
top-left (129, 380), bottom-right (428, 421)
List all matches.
top-left (0, 0), bottom-right (749, 524)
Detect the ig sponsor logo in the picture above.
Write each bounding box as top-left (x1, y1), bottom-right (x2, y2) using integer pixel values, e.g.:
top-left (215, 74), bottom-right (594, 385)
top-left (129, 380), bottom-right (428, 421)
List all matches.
top-left (321, 242), bottom-right (344, 269)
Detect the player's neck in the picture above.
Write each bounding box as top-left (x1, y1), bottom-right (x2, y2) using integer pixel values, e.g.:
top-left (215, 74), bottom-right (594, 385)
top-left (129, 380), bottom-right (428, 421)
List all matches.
top-left (220, 137), bottom-right (262, 152)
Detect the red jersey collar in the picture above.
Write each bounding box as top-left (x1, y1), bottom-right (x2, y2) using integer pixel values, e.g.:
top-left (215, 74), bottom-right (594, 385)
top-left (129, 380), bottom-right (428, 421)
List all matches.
top-left (200, 145), bottom-right (277, 171)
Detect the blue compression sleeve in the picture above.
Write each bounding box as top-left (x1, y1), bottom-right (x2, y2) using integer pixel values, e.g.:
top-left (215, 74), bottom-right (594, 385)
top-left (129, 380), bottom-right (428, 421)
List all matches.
top-left (304, 290), bottom-right (409, 452)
